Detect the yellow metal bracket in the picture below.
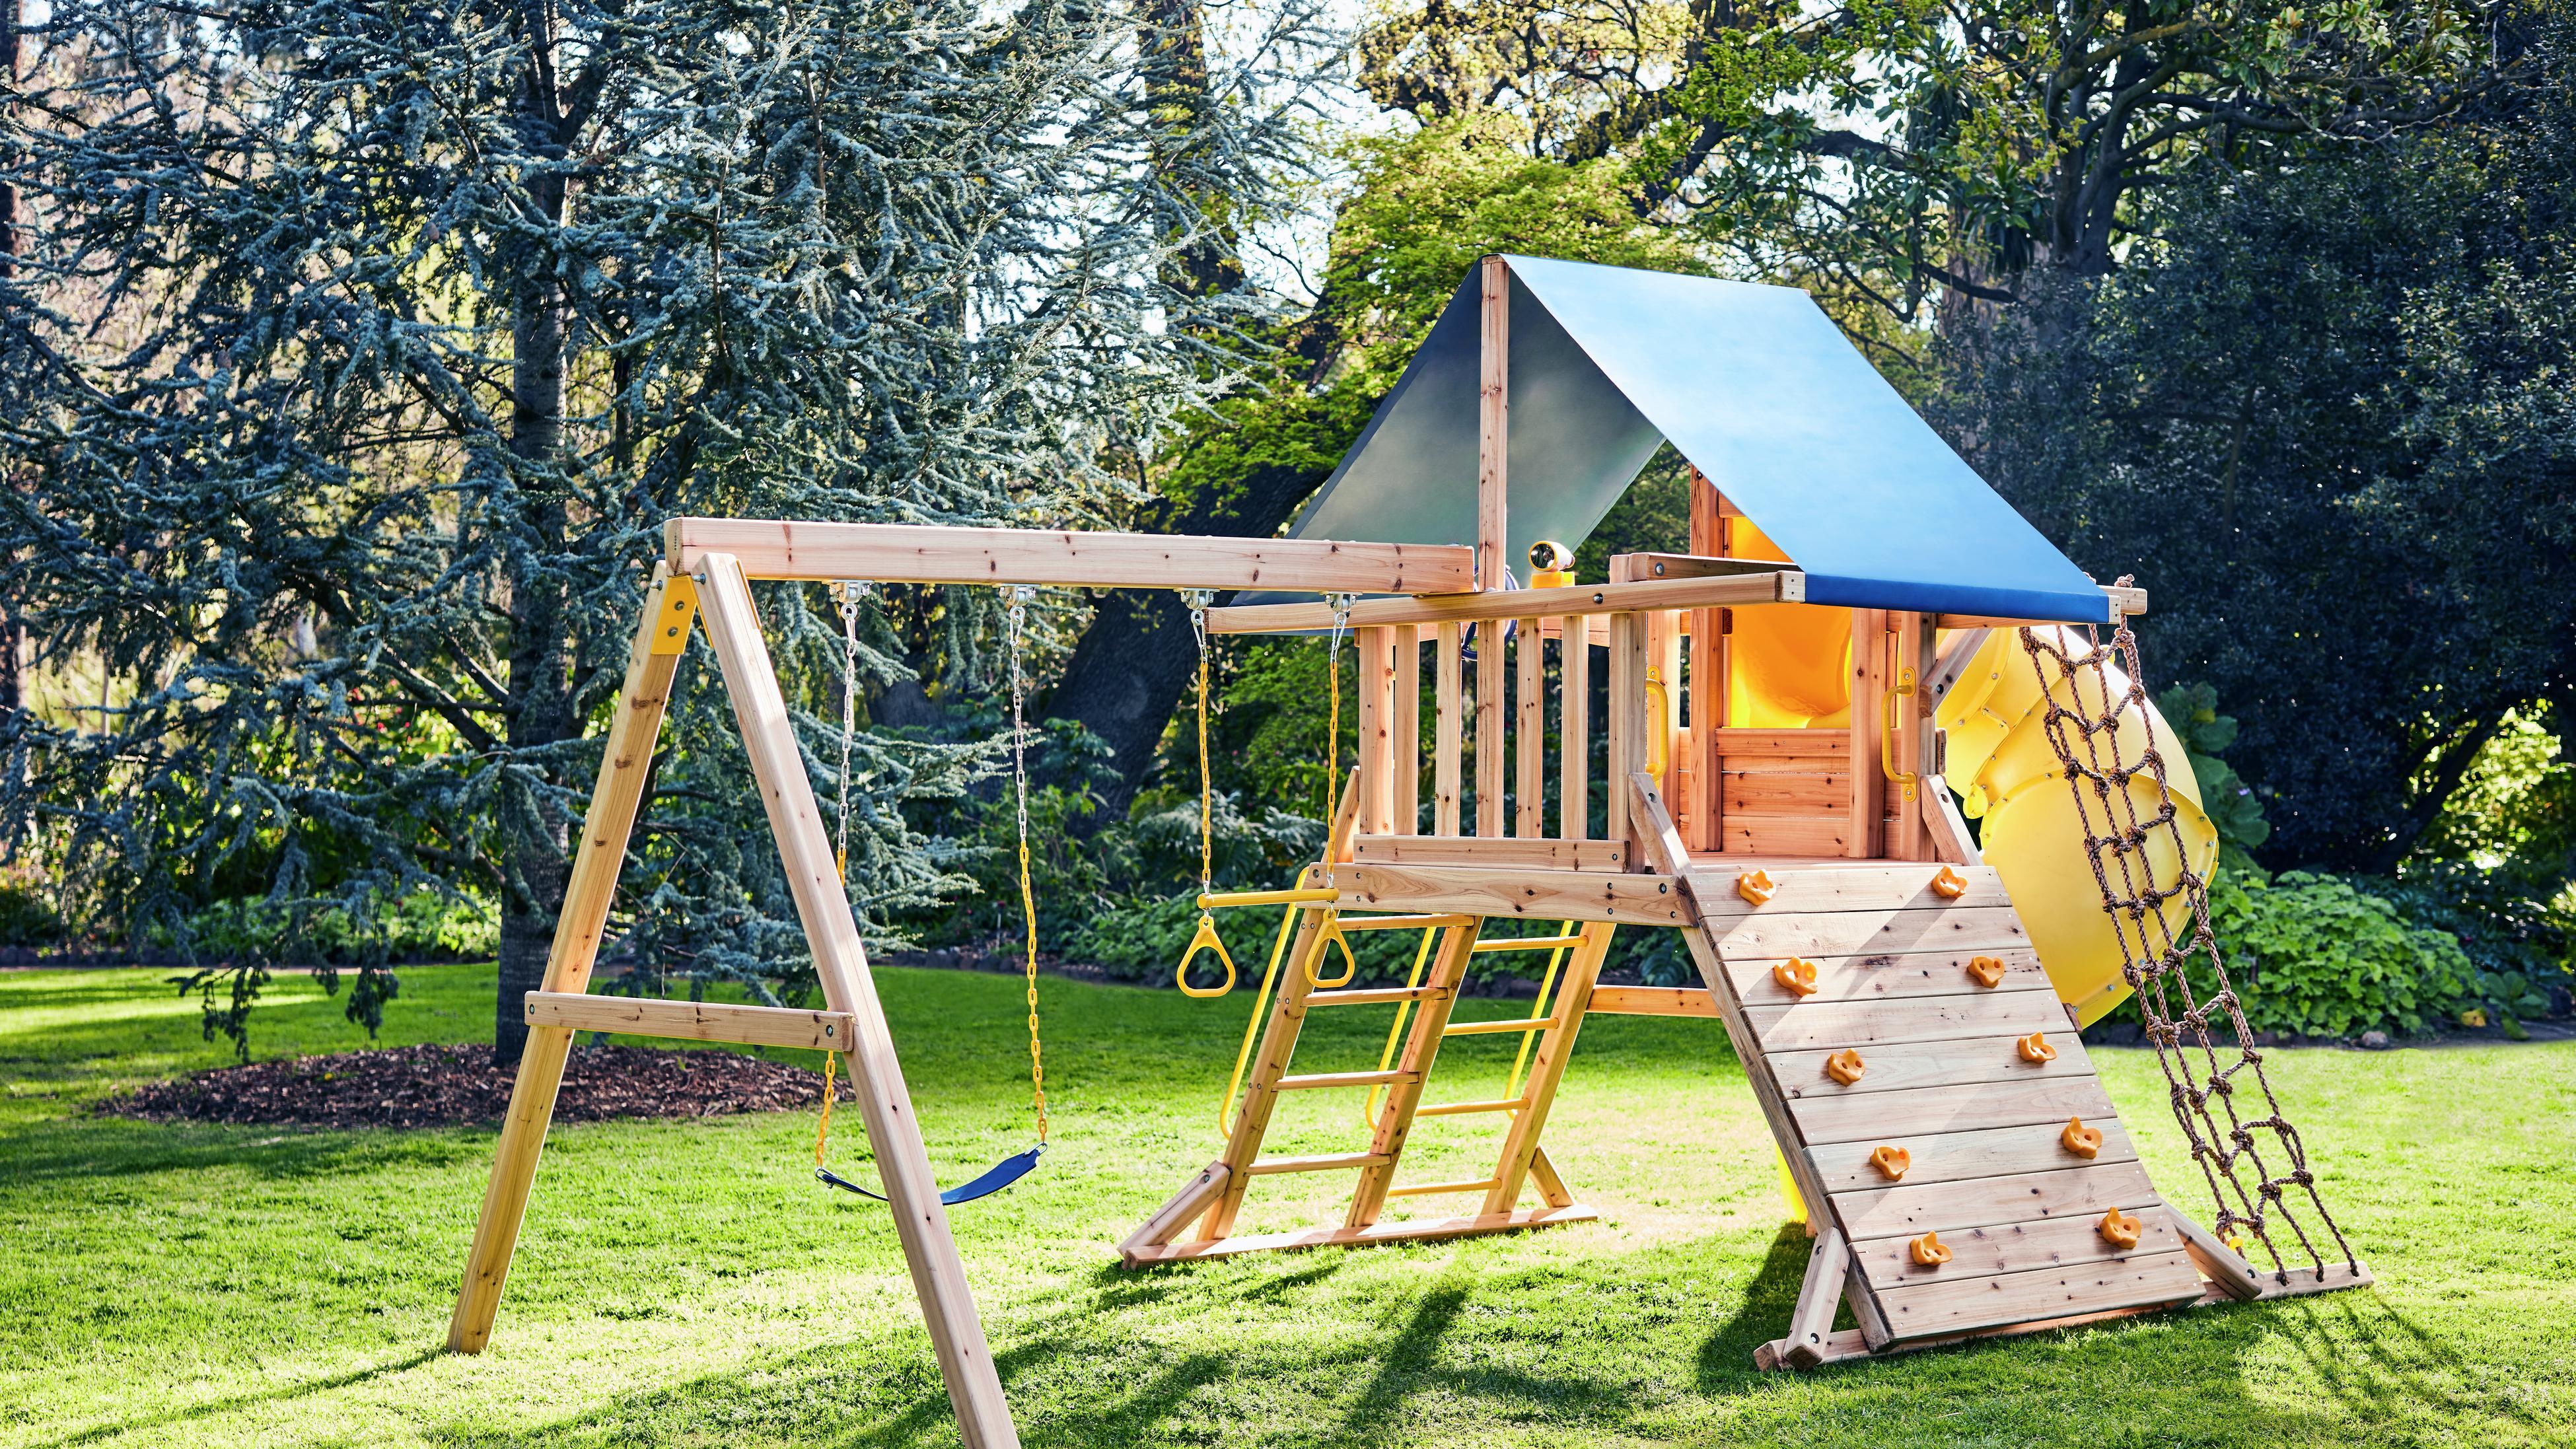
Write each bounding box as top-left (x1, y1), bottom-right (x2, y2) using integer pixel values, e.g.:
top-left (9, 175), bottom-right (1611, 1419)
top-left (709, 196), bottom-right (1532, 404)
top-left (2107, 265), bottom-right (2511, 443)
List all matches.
top-left (649, 575), bottom-right (701, 655)
top-left (1880, 664), bottom-right (1919, 800)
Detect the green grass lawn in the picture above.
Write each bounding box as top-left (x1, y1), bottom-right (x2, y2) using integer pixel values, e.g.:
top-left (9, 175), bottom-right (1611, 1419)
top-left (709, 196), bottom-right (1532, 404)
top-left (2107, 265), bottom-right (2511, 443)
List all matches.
top-left (1, 961), bottom-right (2569, 1448)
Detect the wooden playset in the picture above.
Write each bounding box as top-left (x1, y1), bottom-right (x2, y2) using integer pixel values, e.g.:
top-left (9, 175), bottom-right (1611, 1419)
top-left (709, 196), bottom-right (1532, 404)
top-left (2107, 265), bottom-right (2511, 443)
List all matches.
top-left (447, 256), bottom-right (2371, 1448)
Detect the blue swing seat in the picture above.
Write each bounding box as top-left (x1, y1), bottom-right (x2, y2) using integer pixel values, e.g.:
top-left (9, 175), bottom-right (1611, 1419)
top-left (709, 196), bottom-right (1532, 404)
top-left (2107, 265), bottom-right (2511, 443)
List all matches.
top-left (817, 1143), bottom-right (1044, 1207)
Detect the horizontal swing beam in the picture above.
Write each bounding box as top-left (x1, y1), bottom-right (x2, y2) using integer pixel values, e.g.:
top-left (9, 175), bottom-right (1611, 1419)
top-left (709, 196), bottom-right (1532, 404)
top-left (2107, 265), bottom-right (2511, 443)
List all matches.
top-left (1207, 570), bottom-right (1806, 634)
top-left (664, 518), bottom-right (1475, 594)
top-left (522, 991), bottom-right (857, 1052)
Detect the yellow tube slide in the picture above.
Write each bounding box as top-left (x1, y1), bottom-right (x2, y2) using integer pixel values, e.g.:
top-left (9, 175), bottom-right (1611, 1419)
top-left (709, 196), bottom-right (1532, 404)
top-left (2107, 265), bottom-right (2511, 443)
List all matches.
top-left (1932, 629), bottom-right (2217, 1025)
top-left (1716, 528), bottom-right (2218, 1024)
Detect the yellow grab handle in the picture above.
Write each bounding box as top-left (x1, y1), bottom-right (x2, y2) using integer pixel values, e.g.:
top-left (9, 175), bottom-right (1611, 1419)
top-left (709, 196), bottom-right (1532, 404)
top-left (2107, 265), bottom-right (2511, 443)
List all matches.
top-left (1305, 920), bottom-right (1359, 989)
top-left (1199, 886), bottom-right (1339, 909)
top-left (1644, 666), bottom-right (1672, 779)
top-left (1882, 664), bottom-right (1919, 800)
top-left (1175, 911), bottom-right (1236, 999)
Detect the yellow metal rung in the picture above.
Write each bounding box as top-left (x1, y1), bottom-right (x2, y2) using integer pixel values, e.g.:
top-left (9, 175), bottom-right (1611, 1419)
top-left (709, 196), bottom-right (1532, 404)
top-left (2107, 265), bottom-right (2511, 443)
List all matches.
top-left (1246, 1152), bottom-right (1390, 1176)
top-left (1276, 1069), bottom-right (1413, 1090)
top-left (1443, 1015), bottom-right (1560, 1037)
top-left (1307, 985), bottom-right (1445, 1007)
top-left (1469, 935), bottom-right (1586, 953)
top-left (1385, 1177), bottom-right (1501, 1198)
top-left (1414, 1098), bottom-right (1525, 1117)
top-left (1335, 914), bottom-right (1474, 933)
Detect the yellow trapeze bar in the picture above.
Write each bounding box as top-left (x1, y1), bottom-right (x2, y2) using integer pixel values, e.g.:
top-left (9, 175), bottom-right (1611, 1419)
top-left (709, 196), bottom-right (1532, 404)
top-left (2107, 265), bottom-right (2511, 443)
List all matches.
top-left (1198, 886), bottom-right (1340, 910)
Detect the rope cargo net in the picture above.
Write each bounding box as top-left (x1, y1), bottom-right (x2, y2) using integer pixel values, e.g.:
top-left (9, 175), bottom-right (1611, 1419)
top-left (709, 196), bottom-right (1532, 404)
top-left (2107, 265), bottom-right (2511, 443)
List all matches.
top-left (2020, 612), bottom-right (2360, 1287)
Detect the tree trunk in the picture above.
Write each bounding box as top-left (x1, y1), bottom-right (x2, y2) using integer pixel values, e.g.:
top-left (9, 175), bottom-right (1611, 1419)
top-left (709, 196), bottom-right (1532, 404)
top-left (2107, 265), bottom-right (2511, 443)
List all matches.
top-left (493, 58), bottom-right (576, 1067)
top-left (1, 0), bottom-right (24, 788)
top-left (1044, 457), bottom-right (1338, 813)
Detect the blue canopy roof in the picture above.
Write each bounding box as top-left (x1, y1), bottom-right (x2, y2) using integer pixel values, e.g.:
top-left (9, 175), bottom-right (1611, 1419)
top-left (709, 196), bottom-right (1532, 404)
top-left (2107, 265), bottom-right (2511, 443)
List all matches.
top-left (1262, 256), bottom-right (2106, 624)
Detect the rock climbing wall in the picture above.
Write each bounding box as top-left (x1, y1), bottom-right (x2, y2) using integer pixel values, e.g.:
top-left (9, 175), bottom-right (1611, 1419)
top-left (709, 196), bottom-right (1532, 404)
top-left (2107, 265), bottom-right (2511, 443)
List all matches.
top-left (1684, 862), bottom-right (2207, 1347)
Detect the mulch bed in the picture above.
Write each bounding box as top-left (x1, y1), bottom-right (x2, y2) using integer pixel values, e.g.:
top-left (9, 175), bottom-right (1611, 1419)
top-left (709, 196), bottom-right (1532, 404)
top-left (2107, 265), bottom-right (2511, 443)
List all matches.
top-left (100, 1042), bottom-right (826, 1129)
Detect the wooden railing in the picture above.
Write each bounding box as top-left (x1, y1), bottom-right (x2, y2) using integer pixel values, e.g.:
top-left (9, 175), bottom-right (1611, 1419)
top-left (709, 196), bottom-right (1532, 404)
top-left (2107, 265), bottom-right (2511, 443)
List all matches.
top-left (1209, 559), bottom-right (1985, 870)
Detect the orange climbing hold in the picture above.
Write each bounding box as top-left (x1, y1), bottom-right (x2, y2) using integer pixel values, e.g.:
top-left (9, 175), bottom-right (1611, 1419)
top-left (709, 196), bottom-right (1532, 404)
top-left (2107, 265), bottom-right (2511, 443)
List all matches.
top-left (1929, 865), bottom-right (1969, 899)
top-left (1910, 1231), bottom-right (1951, 1266)
top-left (1771, 957), bottom-right (1819, 997)
top-left (1737, 869), bottom-right (1777, 905)
top-left (1965, 954), bottom-right (2007, 989)
top-left (2061, 1116), bottom-right (2103, 1158)
top-left (1824, 1049), bottom-right (1867, 1085)
top-left (2098, 1207), bottom-right (2143, 1249)
top-left (1868, 1145), bottom-right (1911, 1181)
top-left (2016, 1030), bottom-right (2057, 1063)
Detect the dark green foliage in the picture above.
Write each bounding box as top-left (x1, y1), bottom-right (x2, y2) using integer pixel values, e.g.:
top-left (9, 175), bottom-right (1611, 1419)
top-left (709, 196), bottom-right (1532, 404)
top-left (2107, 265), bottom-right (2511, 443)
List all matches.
top-left (0, 884), bottom-right (60, 948)
top-left (0, 0), bottom-right (1315, 1057)
top-left (1936, 40), bottom-right (2576, 874)
top-left (2156, 682), bottom-right (2272, 868)
top-left (2205, 871), bottom-right (2476, 1039)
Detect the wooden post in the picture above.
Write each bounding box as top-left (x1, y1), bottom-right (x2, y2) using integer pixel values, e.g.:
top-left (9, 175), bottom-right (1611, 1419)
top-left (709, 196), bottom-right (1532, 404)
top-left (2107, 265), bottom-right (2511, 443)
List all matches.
top-left (1688, 476), bottom-right (1726, 853)
top-left (1846, 608), bottom-right (1887, 860)
top-left (1515, 617), bottom-right (1543, 837)
top-left (1558, 616), bottom-right (1589, 840)
top-left (1476, 624), bottom-right (1504, 837)
top-left (1435, 621), bottom-right (1463, 835)
top-left (450, 568), bottom-right (694, 1355)
top-left (1890, 612), bottom-right (1931, 861)
top-left (1478, 254), bottom-right (1509, 591)
top-left (1394, 624), bottom-right (1421, 835)
top-left (695, 554), bottom-right (1018, 1448)
top-left (1357, 626), bottom-right (1396, 835)
top-left (1650, 609), bottom-right (1683, 830)
top-left (1606, 612), bottom-right (1646, 854)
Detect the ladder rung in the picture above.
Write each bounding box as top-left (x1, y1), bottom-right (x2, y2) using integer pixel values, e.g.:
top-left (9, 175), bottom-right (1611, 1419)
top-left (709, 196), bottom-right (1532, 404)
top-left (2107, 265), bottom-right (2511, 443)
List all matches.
top-left (1469, 935), bottom-right (1587, 953)
top-left (1335, 913), bottom-right (1474, 933)
top-left (1277, 1069), bottom-right (1415, 1090)
top-left (1307, 985), bottom-right (1446, 1007)
top-left (1385, 1177), bottom-right (1501, 1198)
top-left (1442, 1015), bottom-right (1560, 1037)
top-left (1415, 1098), bottom-right (1525, 1117)
top-left (1246, 1152), bottom-right (1392, 1176)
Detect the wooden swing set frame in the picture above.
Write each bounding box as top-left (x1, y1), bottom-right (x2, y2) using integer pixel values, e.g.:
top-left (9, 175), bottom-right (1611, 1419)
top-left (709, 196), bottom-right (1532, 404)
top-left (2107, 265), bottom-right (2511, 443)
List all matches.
top-left (448, 258), bottom-right (2362, 1449)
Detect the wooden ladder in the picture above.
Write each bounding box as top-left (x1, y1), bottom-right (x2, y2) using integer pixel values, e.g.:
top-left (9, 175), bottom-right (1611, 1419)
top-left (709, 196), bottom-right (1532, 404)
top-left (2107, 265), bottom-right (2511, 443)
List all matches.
top-left (1120, 905), bottom-right (1616, 1264)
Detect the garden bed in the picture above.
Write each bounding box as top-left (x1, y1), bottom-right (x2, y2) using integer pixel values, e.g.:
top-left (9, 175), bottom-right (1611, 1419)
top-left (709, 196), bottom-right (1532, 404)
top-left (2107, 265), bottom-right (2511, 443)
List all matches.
top-left (98, 1042), bottom-right (824, 1129)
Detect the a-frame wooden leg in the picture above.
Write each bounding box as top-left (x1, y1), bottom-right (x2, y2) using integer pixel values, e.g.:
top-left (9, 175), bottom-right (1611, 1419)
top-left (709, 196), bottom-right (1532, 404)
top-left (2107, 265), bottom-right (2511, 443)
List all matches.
top-left (450, 567), bottom-right (696, 1353)
top-left (1481, 923), bottom-right (1613, 1215)
top-left (1345, 921), bottom-right (1482, 1228)
top-left (694, 554), bottom-right (1017, 1449)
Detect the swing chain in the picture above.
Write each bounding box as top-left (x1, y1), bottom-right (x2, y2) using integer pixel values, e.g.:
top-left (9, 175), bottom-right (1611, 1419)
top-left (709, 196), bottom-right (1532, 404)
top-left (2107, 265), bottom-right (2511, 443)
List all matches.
top-left (1182, 589), bottom-right (1217, 896)
top-left (832, 581), bottom-right (869, 878)
top-left (1322, 593), bottom-right (1356, 888)
top-left (1005, 586), bottom-right (1048, 1144)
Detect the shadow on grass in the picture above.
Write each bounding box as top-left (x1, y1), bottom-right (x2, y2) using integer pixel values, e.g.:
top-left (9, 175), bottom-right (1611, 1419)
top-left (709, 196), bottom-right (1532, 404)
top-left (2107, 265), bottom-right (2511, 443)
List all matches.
top-left (0, 1116), bottom-right (490, 1189)
top-left (1692, 1221), bottom-right (1814, 1389)
top-left (24, 1347), bottom-right (443, 1449)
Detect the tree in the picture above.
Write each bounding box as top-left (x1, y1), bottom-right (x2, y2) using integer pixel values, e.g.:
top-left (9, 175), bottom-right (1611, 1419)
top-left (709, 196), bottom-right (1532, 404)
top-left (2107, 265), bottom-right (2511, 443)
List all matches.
top-left (1357, 0), bottom-right (2522, 314)
top-left (1045, 112), bottom-right (1702, 806)
top-left (1932, 13), bottom-right (2576, 872)
top-left (0, 0), bottom-right (1310, 1060)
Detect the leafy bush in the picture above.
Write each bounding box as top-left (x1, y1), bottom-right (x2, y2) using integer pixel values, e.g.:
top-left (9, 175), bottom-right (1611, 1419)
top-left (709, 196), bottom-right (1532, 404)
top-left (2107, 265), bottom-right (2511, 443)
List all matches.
top-left (2205, 871), bottom-right (2473, 1038)
top-left (2377, 860), bottom-right (2570, 1036)
top-left (171, 890), bottom-right (497, 963)
top-left (0, 883), bottom-right (63, 948)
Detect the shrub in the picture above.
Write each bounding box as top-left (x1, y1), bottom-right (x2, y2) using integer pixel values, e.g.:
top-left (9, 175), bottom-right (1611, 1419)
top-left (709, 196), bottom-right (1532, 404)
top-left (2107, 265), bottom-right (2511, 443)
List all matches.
top-left (2206, 871), bottom-right (2474, 1038)
top-left (0, 883), bottom-right (63, 948)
